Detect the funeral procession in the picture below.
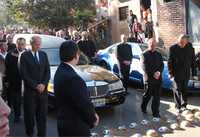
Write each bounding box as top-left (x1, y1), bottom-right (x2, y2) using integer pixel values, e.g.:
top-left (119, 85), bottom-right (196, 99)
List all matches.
top-left (1, 0), bottom-right (200, 137)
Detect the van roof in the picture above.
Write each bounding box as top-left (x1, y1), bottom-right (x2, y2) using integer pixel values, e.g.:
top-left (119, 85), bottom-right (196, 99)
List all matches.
top-left (13, 34), bottom-right (66, 49)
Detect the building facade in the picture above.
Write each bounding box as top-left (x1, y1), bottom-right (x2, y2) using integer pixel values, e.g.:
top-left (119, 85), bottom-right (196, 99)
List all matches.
top-left (95, 0), bottom-right (200, 51)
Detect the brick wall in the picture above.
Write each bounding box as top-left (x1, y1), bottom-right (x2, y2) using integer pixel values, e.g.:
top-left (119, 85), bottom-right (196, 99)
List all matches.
top-left (157, 0), bottom-right (186, 48)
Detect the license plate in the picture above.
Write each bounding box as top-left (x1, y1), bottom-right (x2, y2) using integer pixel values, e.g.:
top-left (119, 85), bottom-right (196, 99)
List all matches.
top-left (92, 98), bottom-right (106, 107)
top-left (194, 82), bottom-right (200, 88)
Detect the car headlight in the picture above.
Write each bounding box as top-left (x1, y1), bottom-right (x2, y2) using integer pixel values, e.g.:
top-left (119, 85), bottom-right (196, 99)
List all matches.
top-left (47, 83), bottom-right (54, 93)
top-left (108, 80), bottom-right (123, 91)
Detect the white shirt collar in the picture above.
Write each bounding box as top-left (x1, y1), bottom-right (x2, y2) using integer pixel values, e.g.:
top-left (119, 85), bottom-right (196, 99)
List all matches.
top-left (31, 50), bottom-right (39, 61)
top-left (0, 52), bottom-right (7, 59)
top-left (66, 63), bottom-right (78, 73)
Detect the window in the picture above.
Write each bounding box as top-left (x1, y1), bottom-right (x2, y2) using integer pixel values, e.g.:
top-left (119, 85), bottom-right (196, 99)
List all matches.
top-left (119, 6), bottom-right (128, 21)
top-left (163, 0), bottom-right (175, 3)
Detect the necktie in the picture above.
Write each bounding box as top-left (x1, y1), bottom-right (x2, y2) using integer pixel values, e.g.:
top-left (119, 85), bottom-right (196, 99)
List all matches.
top-left (34, 52), bottom-right (39, 64)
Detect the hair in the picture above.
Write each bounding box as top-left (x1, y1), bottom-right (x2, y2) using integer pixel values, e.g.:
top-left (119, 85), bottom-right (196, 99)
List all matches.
top-left (30, 35), bottom-right (41, 45)
top-left (0, 39), bottom-right (6, 47)
top-left (59, 40), bottom-right (79, 62)
top-left (17, 37), bottom-right (26, 45)
top-left (178, 34), bottom-right (189, 43)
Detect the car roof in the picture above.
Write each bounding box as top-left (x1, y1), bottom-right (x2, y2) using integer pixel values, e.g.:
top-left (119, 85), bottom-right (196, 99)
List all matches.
top-left (109, 42), bottom-right (147, 48)
top-left (13, 34), bottom-right (66, 49)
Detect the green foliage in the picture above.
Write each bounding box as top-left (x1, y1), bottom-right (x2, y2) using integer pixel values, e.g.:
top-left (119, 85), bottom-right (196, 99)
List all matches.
top-left (74, 9), bottom-right (95, 30)
top-left (6, 0), bottom-right (96, 28)
top-left (6, 0), bottom-right (25, 22)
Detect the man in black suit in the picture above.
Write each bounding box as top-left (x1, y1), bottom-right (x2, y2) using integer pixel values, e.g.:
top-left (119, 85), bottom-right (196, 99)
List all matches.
top-left (117, 34), bottom-right (133, 93)
top-left (6, 34), bottom-right (16, 52)
top-left (168, 34), bottom-right (197, 112)
top-left (77, 31), bottom-right (97, 63)
top-left (0, 40), bottom-right (8, 102)
top-left (54, 40), bottom-right (99, 137)
top-left (5, 38), bottom-right (26, 122)
top-left (19, 36), bottom-right (50, 137)
top-left (141, 38), bottom-right (164, 118)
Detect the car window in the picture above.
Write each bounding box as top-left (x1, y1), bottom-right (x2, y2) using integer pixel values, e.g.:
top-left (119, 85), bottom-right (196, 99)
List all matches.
top-left (42, 48), bottom-right (89, 66)
top-left (78, 52), bottom-right (90, 65)
top-left (130, 44), bottom-right (143, 56)
top-left (42, 48), bottom-right (60, 66)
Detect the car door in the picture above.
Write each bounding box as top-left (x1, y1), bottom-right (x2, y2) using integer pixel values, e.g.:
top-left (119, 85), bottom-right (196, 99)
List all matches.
top-left (129, 43), bottom-right (145, 83)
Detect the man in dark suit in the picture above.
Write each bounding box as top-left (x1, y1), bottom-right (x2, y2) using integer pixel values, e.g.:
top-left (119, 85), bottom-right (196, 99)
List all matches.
top-left (77, 31), bottom-right (97, 63)
top-left (54, 40), bottom-right (99, 137)
top-left (117, 34), bottom-right (133, 93)
top-left (19, 36), bottom-right (50, 137)
top-left (168, 34), bottom-right (197, 112)
top-left (6, 34), bottom-right (16, 52)
top-left (0, 40), bottom-right (8, 102)
top-left (141, 38), bottom-right (164, 118)
top-left (5, 38), bottom-right (26, 123)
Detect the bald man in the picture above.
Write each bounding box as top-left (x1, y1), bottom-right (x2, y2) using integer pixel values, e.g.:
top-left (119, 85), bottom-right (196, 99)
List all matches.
top-left (168, 34), bottom-right (196, 112)
top-left (19, 36), bottom-right (50, 136)
top-left (141, 38), bottom-right (164, 118)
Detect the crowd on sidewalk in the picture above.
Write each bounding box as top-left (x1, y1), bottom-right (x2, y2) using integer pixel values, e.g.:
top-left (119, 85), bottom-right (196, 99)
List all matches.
top-left (0, 8), bottom-right (199, 137)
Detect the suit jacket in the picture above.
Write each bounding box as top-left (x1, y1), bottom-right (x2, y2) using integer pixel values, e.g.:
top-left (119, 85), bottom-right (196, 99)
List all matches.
top-left (19, 50), bottom-right (50, 92)
top-left (0, 54), bottom-right (5, 77)
top-left (5, 49), bottom-right (22, 89)
top-left (168, 43), bottom-right (196, 81)
top-left (54, 63), bottom-right (96, 136)
top-left (142, 50), bottom-right (164, 84)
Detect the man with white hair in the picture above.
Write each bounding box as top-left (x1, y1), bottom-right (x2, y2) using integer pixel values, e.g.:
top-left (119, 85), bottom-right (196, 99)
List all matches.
top-left (19, 36), bottom-right (50, 136)
top-left (168, 34), bottom-right (197, 112)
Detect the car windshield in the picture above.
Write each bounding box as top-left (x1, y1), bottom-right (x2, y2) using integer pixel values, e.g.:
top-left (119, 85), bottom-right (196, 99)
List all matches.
top-left (42, 48), bottom-right (89, 66)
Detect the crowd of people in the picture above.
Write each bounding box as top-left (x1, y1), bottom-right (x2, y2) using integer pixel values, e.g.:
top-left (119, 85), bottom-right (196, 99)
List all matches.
top-left (0, 11), bottom-right (199, 137)
top-left (126, 9), bottom-right (154, 43)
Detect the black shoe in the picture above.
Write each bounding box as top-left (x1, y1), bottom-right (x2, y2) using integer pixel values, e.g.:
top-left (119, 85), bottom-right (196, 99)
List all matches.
top-left (141, 108), bottom-right (147, 114)
top-left (153, 114), bottom-right (160, 118)
top-left (141, 105), bottom-right (147, 114)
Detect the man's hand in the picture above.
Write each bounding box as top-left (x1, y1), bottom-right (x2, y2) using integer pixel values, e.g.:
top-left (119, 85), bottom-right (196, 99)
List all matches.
top-left (123, 60), bottom-right (131, 65)
top-left (153, 71), bottom-right (161, 80)
top-left (94, 113), bottom-right (99, 127)
top-left (36, 84), bottom-right (46, 93)
top-left (193, 76), bottom-right (198, 81)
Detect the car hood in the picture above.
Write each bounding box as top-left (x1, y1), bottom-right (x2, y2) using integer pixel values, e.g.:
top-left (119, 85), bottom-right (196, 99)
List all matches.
top-left (50, 65), bottom-right (119, 83)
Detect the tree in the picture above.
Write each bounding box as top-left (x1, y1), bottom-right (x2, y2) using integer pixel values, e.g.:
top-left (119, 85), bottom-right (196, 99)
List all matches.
top-left (6, 0), bottom-right (96, 29)
top-left (74, 9), bottom-right (95, 31)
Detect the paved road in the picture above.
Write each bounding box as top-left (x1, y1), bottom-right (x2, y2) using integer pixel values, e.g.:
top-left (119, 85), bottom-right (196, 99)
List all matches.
top-left (9, 86), bottom-right (200, 137)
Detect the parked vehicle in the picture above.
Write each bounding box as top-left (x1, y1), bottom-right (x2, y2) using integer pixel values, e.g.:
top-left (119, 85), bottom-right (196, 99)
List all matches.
top-left (96, 42), bottom-right (200, 91)
top-left (13, 34), bottom-right (126, 107)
